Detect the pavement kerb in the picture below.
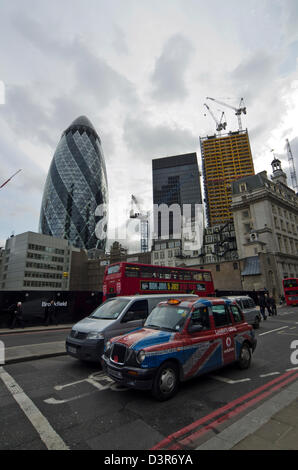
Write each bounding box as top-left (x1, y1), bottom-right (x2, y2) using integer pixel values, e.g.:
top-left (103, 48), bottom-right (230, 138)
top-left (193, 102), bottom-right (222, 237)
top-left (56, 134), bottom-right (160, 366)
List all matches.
top-left (0, 324), bottom-right (73, 364)
top-left (4, 349), bottom-right (68, 365)
top-left (0, 324), bottom-right (73, 335)
top-left (196, 377), bottom-right (298, 450)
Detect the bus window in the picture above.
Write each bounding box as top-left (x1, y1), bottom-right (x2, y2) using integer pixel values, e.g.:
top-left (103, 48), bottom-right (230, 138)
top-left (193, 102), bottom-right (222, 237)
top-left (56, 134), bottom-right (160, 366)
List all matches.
top-left (284, 279), bottom-right (298, 288)
top-left (125, 266), bottom-right (139, 277)
top-left (107, 264), bottom-right (120, 275)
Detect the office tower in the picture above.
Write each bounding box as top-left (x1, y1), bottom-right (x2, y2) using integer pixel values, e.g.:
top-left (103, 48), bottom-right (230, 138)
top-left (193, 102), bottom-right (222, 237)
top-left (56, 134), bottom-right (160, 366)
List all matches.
top-left (39, 116), bottom-right (108, 250)
top-left (0, 231), bottom-right (74, 291)
top-left (152, 152), bottom-right (202, 240)
top-left (200, 130), bottom-right (255, 226)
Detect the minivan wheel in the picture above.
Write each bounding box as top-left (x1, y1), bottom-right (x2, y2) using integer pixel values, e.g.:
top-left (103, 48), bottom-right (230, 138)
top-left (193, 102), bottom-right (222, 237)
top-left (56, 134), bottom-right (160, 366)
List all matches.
top-left (152, 361), bottom-right (179, 401)
top-left (238, 343), bottom-right (252, 370)
top-left (253, 316), bottom-right (260, 329)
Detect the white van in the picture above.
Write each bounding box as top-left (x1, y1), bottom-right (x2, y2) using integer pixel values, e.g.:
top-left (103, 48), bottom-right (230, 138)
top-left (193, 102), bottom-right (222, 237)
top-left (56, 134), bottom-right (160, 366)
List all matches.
top-left (65, 294), bottom-right (198, 362)
top-left (224, 295), bottom-right (261, 329)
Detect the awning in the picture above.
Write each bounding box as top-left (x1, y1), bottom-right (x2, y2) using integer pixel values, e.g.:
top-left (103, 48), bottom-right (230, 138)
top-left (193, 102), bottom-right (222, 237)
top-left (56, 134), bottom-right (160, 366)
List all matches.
top-left (241, 256), bottom-right (261, 276)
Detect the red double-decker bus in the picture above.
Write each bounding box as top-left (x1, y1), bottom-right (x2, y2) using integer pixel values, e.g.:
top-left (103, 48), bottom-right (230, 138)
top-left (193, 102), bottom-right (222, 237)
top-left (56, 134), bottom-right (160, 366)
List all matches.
top-left (283, 278), bottom-right (298, 306)
top-left (102, 262), bottom-right (215, 301)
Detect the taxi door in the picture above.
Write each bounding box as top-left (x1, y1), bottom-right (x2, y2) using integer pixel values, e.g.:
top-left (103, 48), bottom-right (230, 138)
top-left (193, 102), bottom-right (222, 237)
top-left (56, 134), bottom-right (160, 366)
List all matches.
top-left (182, 306), bottom-right (221, 380)
top-left (211, 303), bottom-right (236, 365)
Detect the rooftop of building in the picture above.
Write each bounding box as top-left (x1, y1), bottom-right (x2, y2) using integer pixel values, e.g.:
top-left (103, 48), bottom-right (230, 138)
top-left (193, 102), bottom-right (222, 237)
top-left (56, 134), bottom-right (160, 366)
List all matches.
top-left (152, 152), bottom-right (198, 170)
top-left (62, 115), bottom-right (100, 140)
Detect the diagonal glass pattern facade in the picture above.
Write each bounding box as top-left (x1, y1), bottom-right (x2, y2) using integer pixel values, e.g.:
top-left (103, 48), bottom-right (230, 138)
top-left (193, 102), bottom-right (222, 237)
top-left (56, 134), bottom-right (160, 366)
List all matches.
top-left (39, 116), bottom-right (108, 250)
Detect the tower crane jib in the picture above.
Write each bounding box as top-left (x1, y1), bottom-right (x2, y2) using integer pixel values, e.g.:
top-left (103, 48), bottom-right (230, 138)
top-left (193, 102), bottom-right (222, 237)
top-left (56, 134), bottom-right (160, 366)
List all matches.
top-left (204, 103), bottom-right (227, 134)
top-left (129, 194), bottom-right (149, 252)
top-left (206, 97), bottom-right (246, 131)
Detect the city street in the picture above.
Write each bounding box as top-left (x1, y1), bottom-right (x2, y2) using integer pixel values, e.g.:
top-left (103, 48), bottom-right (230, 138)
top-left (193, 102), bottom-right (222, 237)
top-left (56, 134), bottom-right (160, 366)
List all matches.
top-left (0, 306), bottom-right (298, 450)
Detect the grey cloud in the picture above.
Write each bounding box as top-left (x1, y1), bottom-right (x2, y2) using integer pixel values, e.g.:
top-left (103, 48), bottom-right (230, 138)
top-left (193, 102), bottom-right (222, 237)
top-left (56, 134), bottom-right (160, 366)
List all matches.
top-left (12, 12), bottom-right (69, 57)
top-left (1, 84), bottom-right (57, 147)
top-left (72, 40), bottom-right (137, 108)
top-left (151, 34), bottom-right (194, 102)
top-left (112, 25), bottom-right (129, 55)
top-left (281, 0), bottom-right (298, 44)
top-left (123, 115), bottom-right (198, 159)
top-left (230, 50), bottom-right (278, 103)
top-left (13, 13), bottom-right (138, 110)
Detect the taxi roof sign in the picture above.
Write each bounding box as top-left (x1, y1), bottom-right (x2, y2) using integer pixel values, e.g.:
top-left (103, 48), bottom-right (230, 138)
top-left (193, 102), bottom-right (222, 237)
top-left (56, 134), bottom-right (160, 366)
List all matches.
top-left (167, 299), bottom-right (181, 305)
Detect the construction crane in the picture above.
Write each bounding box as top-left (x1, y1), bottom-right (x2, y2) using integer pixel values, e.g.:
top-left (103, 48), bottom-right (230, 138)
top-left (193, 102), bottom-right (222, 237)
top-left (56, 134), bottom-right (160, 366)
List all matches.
top-left (129, 194), bottom-right (149, 252)
top-left (206, 97), bottom-right (246, 131)
top-left (204, 103), bottom-right (227, 134)
top-left (286, 139), bottom-right (298, 192)
top-left (0, 169), bottom-right (22, 189)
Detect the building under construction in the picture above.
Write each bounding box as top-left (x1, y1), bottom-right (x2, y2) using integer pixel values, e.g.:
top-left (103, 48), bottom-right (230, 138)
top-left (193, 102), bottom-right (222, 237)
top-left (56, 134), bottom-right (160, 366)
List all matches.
top-left (200, 130), bottom-right (255, 226)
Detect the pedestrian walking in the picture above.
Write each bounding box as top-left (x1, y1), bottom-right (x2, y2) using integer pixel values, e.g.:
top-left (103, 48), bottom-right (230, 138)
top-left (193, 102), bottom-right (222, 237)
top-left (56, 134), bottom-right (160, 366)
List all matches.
top-left (258, 294), bottom-right (267, 320)
top-left (279, 295), bottom-right (285, 305)
top-left (265, 293), bottom-right (272, 316)
top-left (10, 302), bottom-right (25, 329)
top-left (46, 300), bottom-right (58, 326)
top-left (269, 295), bottom-right (277, 315)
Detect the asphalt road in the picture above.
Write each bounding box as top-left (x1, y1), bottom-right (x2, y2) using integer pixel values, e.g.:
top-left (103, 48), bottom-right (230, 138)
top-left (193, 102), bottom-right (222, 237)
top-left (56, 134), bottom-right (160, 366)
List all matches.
top-left (0, 306), bottom-right (298, 451)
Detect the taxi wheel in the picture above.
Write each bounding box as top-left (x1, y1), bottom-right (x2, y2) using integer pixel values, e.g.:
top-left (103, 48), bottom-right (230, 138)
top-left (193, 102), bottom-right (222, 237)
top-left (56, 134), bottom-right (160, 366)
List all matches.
top-left (238, 343), bottom-right (252, 370)
top-left (152, 361), bottom-right (179, 401)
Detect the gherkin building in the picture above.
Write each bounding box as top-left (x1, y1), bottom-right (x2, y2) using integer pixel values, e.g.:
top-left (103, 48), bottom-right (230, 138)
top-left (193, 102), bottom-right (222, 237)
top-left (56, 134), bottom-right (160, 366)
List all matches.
top-left (39, 116), bottom-right (108, 250)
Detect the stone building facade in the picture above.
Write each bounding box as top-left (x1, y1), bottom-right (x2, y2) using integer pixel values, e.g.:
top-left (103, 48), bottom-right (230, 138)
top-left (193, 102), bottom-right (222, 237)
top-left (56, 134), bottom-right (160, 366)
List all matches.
top-left (231, 158), bottom-right (298, 298)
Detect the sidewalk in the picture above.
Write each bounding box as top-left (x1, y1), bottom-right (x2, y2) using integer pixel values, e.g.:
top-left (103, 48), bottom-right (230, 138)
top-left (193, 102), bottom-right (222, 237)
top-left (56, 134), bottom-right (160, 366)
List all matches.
top-left (197, 379), bottom-right (298, 450)
top-left (0, 324), bottom-right (73, 364)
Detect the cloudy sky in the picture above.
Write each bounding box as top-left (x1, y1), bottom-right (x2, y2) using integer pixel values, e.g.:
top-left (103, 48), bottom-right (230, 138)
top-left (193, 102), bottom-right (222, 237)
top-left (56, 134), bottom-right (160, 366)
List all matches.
top-left (0, 0), bottom-right (297, 252)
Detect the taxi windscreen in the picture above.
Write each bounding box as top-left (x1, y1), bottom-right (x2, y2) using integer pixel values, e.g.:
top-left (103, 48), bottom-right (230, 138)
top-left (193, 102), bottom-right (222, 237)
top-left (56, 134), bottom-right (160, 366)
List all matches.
top-left (145, 305), bottom-right (190, 332)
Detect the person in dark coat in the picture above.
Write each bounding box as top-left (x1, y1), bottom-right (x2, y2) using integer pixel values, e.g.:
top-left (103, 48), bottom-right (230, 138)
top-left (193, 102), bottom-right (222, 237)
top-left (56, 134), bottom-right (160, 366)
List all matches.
top-left (46, 300), bottom-right (57, 326)
top-left (258, 295), bottom-right (267, 320)
top-left (10, 302), bottom-right (25, 329)
top-left (269, 295), bottom-right (277, 315)
top-left (265, 293), bottom-right (272, 316)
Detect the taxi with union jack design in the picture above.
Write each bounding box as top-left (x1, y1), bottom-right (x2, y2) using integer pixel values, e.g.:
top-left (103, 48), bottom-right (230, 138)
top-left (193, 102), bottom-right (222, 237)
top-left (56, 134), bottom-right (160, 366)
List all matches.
top-left (102, 297), bottom-right (257, 400)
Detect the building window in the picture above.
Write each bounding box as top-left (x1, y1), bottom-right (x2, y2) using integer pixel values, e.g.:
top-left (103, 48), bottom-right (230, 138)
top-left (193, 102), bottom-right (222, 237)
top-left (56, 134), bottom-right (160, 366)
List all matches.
top-left (233, 262), bottom-right (238, 270)
top-left (216, 264), bottom-right (220, 272)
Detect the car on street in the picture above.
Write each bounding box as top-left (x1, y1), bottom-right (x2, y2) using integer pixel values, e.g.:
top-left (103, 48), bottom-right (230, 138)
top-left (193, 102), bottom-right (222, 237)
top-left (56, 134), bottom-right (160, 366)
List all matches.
top-left (102, 297), bottom-right (257, 400)
top-left (223, 296), bottom-right (261, 329)
top-left (65, 294), bottom-right (198, 362)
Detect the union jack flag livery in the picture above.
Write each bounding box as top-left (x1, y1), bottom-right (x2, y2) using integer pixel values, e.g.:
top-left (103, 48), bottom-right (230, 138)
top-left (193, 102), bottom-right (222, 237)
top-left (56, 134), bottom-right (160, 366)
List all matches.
top-left (103, 297), bottom-right (257, 400)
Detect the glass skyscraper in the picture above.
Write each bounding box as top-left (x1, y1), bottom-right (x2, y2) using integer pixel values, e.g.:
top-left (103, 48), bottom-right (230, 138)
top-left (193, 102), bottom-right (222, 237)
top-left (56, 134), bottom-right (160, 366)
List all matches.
top-left (39, 116), bottom-right (108, 250)
top-left (152, 152), bottom-right (202, 239)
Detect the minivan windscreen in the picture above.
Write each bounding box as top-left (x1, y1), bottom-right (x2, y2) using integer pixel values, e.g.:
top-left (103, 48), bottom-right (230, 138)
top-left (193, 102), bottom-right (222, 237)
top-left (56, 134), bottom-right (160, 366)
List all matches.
top-left (89, 299), bottom-right (130, 319)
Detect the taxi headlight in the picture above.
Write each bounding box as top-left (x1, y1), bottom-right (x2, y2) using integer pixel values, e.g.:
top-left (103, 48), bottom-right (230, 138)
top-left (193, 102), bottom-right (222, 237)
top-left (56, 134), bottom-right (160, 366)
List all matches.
top-left (136, 350), bottom-right (146, 364)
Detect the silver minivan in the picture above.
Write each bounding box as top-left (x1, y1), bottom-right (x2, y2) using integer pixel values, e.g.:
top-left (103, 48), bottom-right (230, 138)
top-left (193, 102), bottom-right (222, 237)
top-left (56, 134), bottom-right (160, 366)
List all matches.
top-left (66, 294), bottom-right (198, 362)
top-left (224, 295), bottom-right (261, 329)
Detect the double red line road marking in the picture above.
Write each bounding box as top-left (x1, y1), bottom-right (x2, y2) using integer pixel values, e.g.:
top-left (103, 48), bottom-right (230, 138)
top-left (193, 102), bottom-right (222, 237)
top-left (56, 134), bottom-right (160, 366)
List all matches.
top-left (151, 369), bottom-right (298, 450)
